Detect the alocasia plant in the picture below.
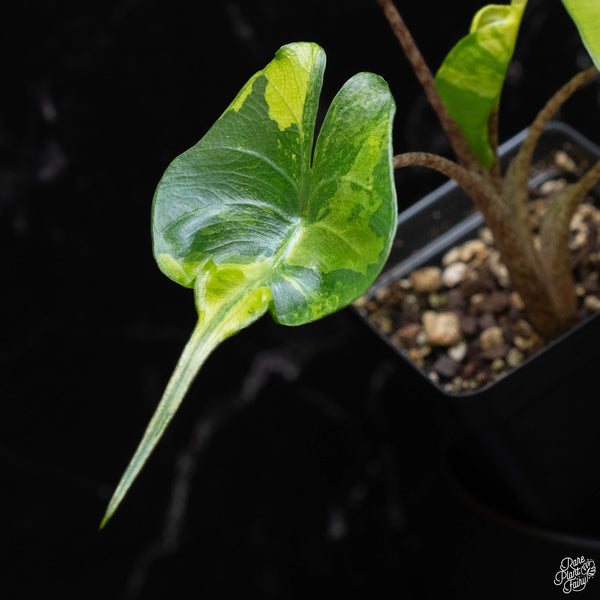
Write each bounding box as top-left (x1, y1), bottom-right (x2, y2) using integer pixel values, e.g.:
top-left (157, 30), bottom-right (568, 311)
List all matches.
top-left (102, 0), bottom-right (600, 526)
top-left (378, 0), bottom-right (600, 339)
top-left (100, 42), bottom-right (397, 526)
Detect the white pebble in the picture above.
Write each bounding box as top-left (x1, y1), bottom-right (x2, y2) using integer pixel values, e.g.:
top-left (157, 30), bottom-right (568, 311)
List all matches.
top-left (422, 311), bottom-right (462, 346)
top-left (442, 262), bottom-right (469, 287)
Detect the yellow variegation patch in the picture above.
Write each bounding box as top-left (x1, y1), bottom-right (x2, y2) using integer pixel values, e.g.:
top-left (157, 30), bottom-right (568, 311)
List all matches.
top-left (229, 73), bottom-right (260, 113)
top-left (263, 43), bottom-right (320, 132)
top-left (156, 252), bottom-right (200, 288)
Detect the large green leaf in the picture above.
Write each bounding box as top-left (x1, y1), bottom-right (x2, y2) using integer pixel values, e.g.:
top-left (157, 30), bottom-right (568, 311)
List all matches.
top-left (435, 0), bottom-right (527, 167)
top-left (562, 0), bottom-right (600, 69)
top-left (100, 42), bottom-right (396, 527)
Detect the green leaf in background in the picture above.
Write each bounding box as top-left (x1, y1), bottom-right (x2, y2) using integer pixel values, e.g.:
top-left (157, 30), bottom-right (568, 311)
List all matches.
top-left (435, 0), bottom-right (527, 167)
top-left (561, 0), bottom-right (600, 69)
top-left (100, 42), bottom-right (396, 527)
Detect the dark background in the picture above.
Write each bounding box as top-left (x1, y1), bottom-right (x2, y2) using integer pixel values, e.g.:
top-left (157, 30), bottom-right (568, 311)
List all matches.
top-left (3, 0), bottom-right (600, 598)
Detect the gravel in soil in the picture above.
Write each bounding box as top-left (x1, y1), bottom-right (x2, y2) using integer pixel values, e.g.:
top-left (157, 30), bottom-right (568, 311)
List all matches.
top-left (355, 150), bottom-right (600, 393)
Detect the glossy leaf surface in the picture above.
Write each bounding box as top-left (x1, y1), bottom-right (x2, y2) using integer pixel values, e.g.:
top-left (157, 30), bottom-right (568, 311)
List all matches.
top-left (435, 0), bottom-right (527, 167)
top-left (153, 42), bottom-right (397, 324)
top-left (101, 42), bottom-right (396, 526)
top-left (562, 0), bottom-right (600, 69)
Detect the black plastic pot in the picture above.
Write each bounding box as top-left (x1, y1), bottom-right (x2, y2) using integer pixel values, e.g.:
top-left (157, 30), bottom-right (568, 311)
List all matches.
top-left (357, 121), bottom-right (600, 533)
top-left (436, 449), bottom-right (600, 599)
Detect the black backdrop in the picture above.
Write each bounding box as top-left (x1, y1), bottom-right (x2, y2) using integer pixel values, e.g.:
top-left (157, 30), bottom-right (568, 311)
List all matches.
top-left (3, 1), bottom-right (600, 598)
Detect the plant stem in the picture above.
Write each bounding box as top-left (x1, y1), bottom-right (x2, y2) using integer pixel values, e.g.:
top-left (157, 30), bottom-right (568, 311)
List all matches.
top-left (542, 158), bottom-right (600, 243)
top-left (393, 151), bottom-right (496, 212)
top-left (376, 0), bottom-right (479, 171)
top-left (488, 106), bottom-right (503, 192)
top-left (100, 266), bottom-right (272, 528)
top-left (515, 66), bottom-right (599, 184)
top-left (578, 158), bottom-right (600, 197)
top-left (482, 66), bottom-right (599, 339)
top-left (539, 157), bottom-right (600, 317)
top-left (99, 322), bottom-right (220, 529)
